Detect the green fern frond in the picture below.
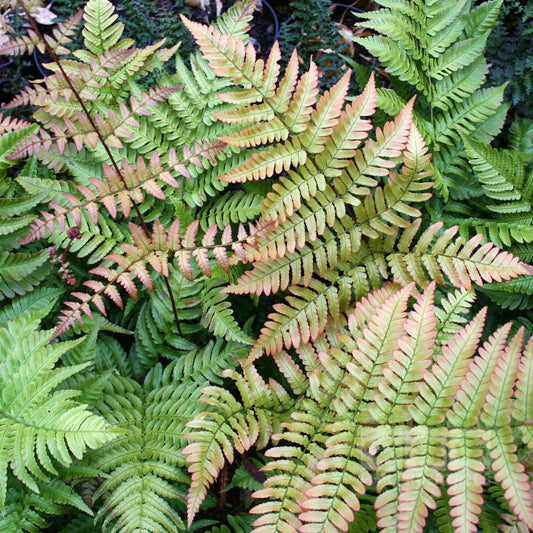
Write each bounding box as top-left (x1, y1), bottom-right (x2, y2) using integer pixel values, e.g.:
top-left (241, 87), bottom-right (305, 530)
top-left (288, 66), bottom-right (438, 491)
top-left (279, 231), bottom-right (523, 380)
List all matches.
top-left (0, 249), bottom-right (51, 301)
top-left (435, 287), bottom-right (476, 344)
top-left (464, 137), bottom-right (531, 211)
top-left (352, 0), bottom-right (508, 201)
top-left (90, 375), bottom-right (200, 533)
top-left (201, 278), bottom-right (254, 345)
top-left (0, 308), bottom-right (117, 513)
top-left (0, 477), bottom-right (92, 532)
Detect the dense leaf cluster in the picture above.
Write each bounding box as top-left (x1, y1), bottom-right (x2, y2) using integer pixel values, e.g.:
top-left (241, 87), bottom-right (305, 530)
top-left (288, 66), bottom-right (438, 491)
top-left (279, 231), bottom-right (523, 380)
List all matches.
top-left (0, 0), bottom-right (531, 531)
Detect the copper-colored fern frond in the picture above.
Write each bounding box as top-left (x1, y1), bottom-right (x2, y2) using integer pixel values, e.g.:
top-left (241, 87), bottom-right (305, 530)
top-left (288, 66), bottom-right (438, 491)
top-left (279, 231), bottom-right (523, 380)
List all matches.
top-left (6, 86), bottom-right (180, 160)
top-left (19, 152), bottom-right (180, 245)
top-left (167, 139), bottom-right (228, 179)
top-left (53, 218), bottom-right (274, 336)
top-left (0, 115), bottom-right (33, 134)
top-left (0, 9), bottom-right (82, 56)
top-left (2, 68), bottom-right (100, 111)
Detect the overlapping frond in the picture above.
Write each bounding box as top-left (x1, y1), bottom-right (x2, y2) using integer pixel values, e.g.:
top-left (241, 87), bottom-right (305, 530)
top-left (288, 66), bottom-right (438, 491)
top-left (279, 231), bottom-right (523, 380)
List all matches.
top-left (183, 365), bottom-right (292, 526)
top-left (0, 9), bottom-right (82, 56)
top-left (352, 0), bottom-right (508, 200)
top-left (89, 375), bottom-right (199, 533)
top-left (464, 137), bottom-right (531, 212)
top-left (184, 284), bottom-right (533, 532)
top-left (375, 220), bottom-right (531, 290)
top-left (54, 218), bottom-right (272, 335)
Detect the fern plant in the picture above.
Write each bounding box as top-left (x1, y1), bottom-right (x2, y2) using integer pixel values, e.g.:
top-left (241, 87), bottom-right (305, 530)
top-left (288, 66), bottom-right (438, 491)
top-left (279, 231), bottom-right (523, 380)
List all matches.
top-left (181, 12), bottom-right (530, 365)
top-left (351, 0), bottom-right (509, 200)
top-left (184, 282), bottom-right (533, 532)
top-left (0, 0), bottom-right (532, 530)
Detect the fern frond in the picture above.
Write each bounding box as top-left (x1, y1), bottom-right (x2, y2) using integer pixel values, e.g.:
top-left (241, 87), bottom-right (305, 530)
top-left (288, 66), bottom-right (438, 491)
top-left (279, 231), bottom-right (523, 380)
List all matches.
top-left (435, 287), bottom-right (476, 344)
top-left (54, 218), bottom-right (272, 335)
top-left (0, 249), bottom-right (51, 301)
top-left (380, 220), bottom-right (532, 290)
top-left (464, 137), bottom-right (531, 212)
top-left (20, 152), bottom-right (179, 244)
top-left (185, 283), bottom-right (533, 530)
top-left (370, 283), bottom-right (437, 424)
top-left (484, 427), bottom-right (533, 527)
top-left (90, 375), bottom-right (202, 533)
top-left (250, 401), bottom-right (325, 533)
top-left (0, 478), bottom-right (92, 532)
top-left (201, 278), bottom-right (254, 345)
top-left (433, 85), bottom-right (506, 146)
top-left (0, 309), bottom-right (117, 512)
top-left (246, 276), bottom-right (350, 363)
top-left (514, 336), bottom-right (533, 447)
top-left (262, 74), bottom-right (377, 223)
top-left (82, 0), bottom-right (129, 56)
top-left (183, 368), bottom-right (289, 526)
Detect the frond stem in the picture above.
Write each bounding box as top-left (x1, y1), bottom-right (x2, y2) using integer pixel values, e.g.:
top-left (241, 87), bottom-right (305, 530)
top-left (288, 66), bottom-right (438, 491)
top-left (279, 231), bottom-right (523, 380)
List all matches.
top-left (18, 0), bottom-right (182, 335)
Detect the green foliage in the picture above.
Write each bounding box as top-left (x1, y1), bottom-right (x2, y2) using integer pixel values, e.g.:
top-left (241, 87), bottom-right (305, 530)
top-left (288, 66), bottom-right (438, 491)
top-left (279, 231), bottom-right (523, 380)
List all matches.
top-left (0, 299), bottom-right (116, 514)
top-left (486, 1), bottom-right (532, 115)
top-left (353, 0), bottom-right (509, 199)
top-left (0, 0), bottom-right (531, 530)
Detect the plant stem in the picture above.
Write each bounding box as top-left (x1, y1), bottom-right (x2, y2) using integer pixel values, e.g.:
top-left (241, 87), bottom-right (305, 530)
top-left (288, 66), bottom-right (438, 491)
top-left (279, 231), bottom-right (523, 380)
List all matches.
top-left (18, 0), bottom-right (183, 334)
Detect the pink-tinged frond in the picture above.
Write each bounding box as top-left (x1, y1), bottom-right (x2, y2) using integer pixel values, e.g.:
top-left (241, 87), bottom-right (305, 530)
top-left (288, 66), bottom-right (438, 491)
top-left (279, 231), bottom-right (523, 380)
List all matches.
top-left (315, 71), bottom-right (377, 179)
top-left (300, 427), bottom-right (373, 532)
top-left (285, 61), bottom-right (320, 134)
top-left (52, 218), bottom-right (269, 335)
top-left (411, 308), bottom-right (487, 426)
top-left (480, 327), bottom-right (524, 428)
top-left (299, 69), bottom-right (351, 154)
top-left (183, 386), bottom-right (260, 527)
top-left (0, 115), bottom-right (33, 133)
top-left (370, 283), bottom-right (437, 424)
top-left (484, 428), bottom-right (533, 528)
top-left (245, 280), bottom-right (340, 365)
top-left (338, 97), bottom-right (414, 192)
top-left (19, 152), bottom-right (182, 244)
top-left (448, 323), bottom-right (513, 428)
top-left (446, 429), bottom-right (486, 533)
top-left (249, 408), bottom-right (323, 533)
top-left (397, 426), bottom-right (445, 533)
top-left (371, 425), bottom-right (413, 533)
top-left (387, 221), bottom-right (531, 289)
top-left (180, 17), bottom-right (256, 84)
